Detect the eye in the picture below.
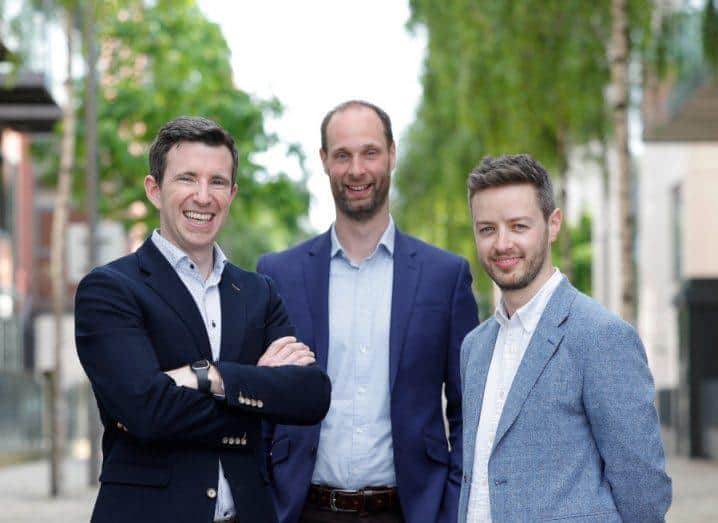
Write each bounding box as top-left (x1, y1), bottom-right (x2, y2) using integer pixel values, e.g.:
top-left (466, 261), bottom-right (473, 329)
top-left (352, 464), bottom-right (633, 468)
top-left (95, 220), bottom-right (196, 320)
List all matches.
top-left (211, 177), bottom-right (229, 186)
top-left (513, 223), bottom-right (529, 231)
top-left (478, 226), bottom-right (494, 235)
top-left (176, 174), bottom-right (194, 183)
top-left (335, 151), bottom-right (349, 161)
top-left (366, 149), bottom-right (378, 157)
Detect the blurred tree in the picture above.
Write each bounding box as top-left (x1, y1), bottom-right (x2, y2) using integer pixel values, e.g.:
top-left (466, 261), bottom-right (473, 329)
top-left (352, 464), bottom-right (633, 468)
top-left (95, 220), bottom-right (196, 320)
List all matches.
top-left (11, 0), bottom-right (309, 268)
top-left (397, 0), bottom-right (650, 315)
top-left (80, 0), bottom-right (310, 268)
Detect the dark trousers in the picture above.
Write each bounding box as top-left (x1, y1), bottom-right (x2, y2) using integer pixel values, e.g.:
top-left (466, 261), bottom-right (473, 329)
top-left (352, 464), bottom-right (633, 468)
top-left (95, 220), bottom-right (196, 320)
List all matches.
top-left (299, 504), bottom-right (404, 523)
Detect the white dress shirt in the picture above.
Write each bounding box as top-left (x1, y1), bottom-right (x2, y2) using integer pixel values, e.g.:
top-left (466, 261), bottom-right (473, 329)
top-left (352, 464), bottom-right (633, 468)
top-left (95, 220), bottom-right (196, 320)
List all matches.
top-left (466, 268), bottom-right (563, 522)
top-left (151, 230), bottom-right (235, 522)
top-left (312, 217), bottom-right (396, 489)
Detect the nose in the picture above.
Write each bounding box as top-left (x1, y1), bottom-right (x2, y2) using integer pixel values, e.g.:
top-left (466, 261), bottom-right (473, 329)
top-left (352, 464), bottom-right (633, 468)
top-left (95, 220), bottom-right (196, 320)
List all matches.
top-left (193, 180), bottom-right (211, 204)
top-left (495, 228), bottom-right (514, 252)
top-left (348, 155), bottom-right (365, 176)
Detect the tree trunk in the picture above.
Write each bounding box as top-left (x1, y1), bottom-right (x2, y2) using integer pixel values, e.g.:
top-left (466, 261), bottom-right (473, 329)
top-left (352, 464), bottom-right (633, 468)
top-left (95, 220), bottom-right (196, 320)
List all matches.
top-left (610, 0), bottom-right (634, 322)
top-left (49, 7), bottom-right (76, 497)
top-left (83, 0), bottom-right (102, 485)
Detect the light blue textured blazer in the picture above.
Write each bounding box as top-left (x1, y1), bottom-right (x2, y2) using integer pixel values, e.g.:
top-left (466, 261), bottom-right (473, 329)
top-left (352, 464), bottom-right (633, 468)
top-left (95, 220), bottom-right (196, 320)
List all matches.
top-left (459, 277), bottom-right (671, 522)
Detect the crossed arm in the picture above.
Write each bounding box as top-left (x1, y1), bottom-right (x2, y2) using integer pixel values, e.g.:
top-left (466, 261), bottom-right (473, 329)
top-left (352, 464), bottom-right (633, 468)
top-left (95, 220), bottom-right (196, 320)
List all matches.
top-left (75, 267), bottom-right (330, 447)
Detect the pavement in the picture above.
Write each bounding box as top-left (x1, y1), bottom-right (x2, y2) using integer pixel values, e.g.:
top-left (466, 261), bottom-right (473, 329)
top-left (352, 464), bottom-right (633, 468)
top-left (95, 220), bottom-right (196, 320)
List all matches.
top-left (0, 454), bottom-right (715, 522)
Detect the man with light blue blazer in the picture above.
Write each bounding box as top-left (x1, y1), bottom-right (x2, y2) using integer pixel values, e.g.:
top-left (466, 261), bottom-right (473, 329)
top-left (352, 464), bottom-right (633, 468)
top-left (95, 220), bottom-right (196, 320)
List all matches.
top-left (459, 154), bottom-right (671, 522)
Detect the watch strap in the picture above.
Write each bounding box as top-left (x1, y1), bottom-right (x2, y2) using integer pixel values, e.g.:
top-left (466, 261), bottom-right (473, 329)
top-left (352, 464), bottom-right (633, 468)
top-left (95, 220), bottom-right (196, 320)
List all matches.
top-left (191, 360), bottom-right (211, 394)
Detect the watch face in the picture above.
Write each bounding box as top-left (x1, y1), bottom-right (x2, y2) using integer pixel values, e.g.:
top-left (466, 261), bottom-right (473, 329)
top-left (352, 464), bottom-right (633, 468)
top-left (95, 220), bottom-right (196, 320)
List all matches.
top-left (192, 359), bottom-right (210, 370)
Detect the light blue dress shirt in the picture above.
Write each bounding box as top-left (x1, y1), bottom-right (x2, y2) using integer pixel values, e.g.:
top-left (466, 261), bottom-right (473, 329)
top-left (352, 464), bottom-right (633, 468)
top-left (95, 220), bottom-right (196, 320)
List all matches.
top-left (311, 217), bottom-right (396, 489)
top-left (151, 230), bottom-right (235, 521)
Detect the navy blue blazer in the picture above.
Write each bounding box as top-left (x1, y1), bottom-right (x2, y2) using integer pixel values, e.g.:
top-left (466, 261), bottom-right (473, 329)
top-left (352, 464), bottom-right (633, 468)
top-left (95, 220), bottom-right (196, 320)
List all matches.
top-left (257, 228), bottom-right (479, 523)
top-left (75, 237), bottom-right (331, 523)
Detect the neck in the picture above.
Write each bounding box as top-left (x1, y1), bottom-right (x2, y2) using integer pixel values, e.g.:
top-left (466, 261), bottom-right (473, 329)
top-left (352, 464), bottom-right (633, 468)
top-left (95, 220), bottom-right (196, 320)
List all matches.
top-left (189, 249), bottom-right (214, 281)
top-left (501, 266), bottom-right (555, 317)
top-left (334, 208), bottom-right (390, 265)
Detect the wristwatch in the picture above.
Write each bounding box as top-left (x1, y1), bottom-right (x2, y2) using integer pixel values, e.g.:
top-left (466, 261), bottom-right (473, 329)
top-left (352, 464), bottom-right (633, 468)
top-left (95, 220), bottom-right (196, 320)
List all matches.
top-left (191, 359), bottom-right (212, 394)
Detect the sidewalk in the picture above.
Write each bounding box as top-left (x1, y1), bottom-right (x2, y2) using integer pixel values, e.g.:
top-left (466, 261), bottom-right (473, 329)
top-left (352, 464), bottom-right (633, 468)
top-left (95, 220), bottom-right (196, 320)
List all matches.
top-left (0, 454), bottom-right (715, 521)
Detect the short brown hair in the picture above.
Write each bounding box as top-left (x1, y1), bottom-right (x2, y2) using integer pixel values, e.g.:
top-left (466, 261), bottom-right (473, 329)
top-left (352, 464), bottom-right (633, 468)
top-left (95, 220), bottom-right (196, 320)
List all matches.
top-left (148, 116), bottom-right (238, 186)
top-left (320, 100), bottom-right (393, 151)
top-left (467, 154), bottom-right (556, 220)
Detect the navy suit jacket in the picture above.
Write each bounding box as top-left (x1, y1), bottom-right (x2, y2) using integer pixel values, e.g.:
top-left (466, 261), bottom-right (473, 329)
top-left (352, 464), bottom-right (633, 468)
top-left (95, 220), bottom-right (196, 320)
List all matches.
top-left (75, 237), bottom-right (331, 523)
top-left (257, 228), bottom-right (479, 523)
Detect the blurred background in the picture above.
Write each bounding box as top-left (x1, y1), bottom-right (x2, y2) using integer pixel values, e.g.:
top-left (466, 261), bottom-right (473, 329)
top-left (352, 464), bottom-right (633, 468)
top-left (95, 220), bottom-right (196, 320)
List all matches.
top-left (0, 0), bottom-right (716, 521)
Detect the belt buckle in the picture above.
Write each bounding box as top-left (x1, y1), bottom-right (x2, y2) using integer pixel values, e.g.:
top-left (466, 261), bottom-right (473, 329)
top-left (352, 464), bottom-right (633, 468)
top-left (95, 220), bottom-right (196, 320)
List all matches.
top-left (329, 488), bottom-right (358, 512)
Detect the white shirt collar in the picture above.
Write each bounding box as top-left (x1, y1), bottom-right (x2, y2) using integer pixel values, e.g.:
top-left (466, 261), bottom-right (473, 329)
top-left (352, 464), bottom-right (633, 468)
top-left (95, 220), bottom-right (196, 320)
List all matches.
top-left (151, 229), bottom-right (227, 281)
top-left (330, 215), bottom-right (396, 259)
top-left (495, 268), bottom-right (564, 333)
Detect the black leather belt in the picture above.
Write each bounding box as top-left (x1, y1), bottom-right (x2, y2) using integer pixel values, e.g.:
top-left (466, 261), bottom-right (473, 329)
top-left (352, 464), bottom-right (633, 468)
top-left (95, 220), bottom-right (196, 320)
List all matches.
top-left (307, 484), bottom-right (399, 514)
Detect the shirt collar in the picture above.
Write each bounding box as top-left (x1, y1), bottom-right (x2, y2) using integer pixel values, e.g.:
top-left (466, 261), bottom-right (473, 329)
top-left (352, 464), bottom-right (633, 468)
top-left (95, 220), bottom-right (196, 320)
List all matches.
top-left (151, 229), bottom-right (227, 280)
top-left (330, 215), bottom-right (396, 259)
top-left (495, 268), bottom-right (563, 332)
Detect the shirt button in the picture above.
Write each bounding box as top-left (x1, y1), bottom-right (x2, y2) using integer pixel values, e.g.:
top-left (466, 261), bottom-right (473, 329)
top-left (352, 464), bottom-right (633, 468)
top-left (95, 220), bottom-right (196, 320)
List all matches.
top-left (358, 386), bottom-right (366, 394)
top-left (356, 427), bottom-right (364, 434)
top-left (211, 321), bottom-right (216, 328)
top-left (359, 345), bottom-right (368, 354)
top-left (206, 488), bottom-right (217, 499)
top-left (190, 264), bottom-right (195, 270)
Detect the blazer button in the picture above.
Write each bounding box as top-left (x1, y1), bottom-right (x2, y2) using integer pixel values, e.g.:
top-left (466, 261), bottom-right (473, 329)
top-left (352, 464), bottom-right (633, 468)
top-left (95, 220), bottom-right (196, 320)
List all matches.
top-left (222, 437), bottom-right (229, 444)
top-left (257, 400), bottom-right (264, 408)
top-left (206, 488), bottom-right (217, 499)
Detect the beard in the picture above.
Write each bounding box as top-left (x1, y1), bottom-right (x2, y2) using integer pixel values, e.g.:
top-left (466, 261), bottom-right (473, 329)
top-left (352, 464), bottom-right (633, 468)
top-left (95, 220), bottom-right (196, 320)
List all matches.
top-left (331, 162), bottom-right (391, 222)
top-left (481, 229), bottom-right (550, 291)
top-left (334, 184), bottom-right (389, 222)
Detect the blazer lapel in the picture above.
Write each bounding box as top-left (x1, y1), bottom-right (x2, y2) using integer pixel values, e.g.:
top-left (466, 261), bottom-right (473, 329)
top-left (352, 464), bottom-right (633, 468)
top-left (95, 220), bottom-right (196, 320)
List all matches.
top-left (493, 278), bottom-right (576, 449)
top-left (463, 320), bottom-right (500, 474)
top-left (304, 231), bottom-right (332, 371)
top-left (137, 238), bottom-right (212, 361)
top-left (217, 265), bottom-right (247, 362)
top-left (389, 230), bottom-right (421, 392)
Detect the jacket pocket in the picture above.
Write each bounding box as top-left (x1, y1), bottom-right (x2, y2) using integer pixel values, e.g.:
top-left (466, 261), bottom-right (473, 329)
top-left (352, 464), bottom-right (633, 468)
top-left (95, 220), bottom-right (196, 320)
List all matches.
top-left (270, 436), bottom-right (290, 465)
top-left (424, 431), bottom-right (450, 465)
top-left (99, 462), bottom-right (171, 487)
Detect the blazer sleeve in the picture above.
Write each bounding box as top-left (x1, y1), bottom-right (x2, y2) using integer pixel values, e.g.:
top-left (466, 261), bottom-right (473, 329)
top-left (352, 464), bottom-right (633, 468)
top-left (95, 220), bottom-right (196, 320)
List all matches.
top-left (582, 322), bottom-right (672, 522)
top-left (217, 272), bottom-right (331, 426)
top-left (75, 267), bottom-right (256, 447)
top-left (441, 258), bottom-right (479, 522)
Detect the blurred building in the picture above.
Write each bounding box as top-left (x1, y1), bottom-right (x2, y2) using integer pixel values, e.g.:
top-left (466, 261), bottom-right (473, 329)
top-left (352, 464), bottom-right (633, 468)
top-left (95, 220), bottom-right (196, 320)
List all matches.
top-left (0, 37), bottom-right (62, 457)
top-left (640, 73), bottom-right (718, 460)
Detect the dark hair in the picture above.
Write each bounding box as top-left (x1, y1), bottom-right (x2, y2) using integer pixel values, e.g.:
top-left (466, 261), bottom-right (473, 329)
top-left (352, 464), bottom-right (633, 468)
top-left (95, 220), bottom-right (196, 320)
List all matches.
top-left (467, 154), bottom-right (556, 220)
top-left (148, 116), bottom-right (238, 185)
top-left (320, 100), bottom-right (393, 151)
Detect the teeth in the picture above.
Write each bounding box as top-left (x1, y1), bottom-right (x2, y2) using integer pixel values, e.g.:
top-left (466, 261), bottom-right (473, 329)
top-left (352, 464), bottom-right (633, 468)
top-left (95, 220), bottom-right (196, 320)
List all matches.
top-left (348, 184), bottom-right (369, 191)
top-left (184, 211), bottom-right (212, 222)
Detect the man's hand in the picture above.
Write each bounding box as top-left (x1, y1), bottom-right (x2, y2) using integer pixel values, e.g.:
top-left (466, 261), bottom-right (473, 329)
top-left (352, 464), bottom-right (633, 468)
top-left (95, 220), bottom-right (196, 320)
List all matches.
top-left (258, 336), bottom-right (315, 367)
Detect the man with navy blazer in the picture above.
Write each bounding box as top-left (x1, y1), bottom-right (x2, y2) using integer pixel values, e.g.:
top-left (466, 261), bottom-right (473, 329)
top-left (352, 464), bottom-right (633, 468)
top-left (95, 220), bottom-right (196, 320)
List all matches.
top-left (258, 101), bottom-right (478, 523)
top-left (459, 154), bottom-right (671, 522)
top-left (75, 116), bottom-right (330, 523)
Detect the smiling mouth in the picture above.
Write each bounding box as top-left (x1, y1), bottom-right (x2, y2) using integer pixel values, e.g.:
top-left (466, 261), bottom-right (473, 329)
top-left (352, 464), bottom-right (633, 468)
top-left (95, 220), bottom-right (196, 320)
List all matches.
top-left (494, 256), bottom-right (521, 269)
top-left (183, 210), bottom-right (214, 223)
top-left (346, 184), bottom-right (371, 192)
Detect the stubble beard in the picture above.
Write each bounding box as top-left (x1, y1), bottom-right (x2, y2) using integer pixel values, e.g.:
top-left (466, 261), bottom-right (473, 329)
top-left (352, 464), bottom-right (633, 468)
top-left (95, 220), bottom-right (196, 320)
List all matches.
top-left (482, 230), bottom-right (550, 291)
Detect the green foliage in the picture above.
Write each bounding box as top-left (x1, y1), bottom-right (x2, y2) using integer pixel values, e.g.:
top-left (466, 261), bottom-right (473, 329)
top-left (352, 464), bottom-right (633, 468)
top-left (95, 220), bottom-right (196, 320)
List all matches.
top-left (552, 212), bottom-right (592, 295)
top-left (703, 0), bottom-right (718, 70)
top-left (16, 0), bottom-right (309, 269)
top-left (397, 0), bottom-right (649, 313)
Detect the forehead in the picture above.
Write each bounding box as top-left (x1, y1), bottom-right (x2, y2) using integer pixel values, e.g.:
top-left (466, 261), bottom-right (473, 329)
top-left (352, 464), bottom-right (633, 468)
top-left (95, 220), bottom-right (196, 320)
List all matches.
top-left (325, 106), bottom-right (386, 149)
top-left (165, 141), bottom-right (234, 173)
top-left (471, 183), bottom-right (542, 219)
